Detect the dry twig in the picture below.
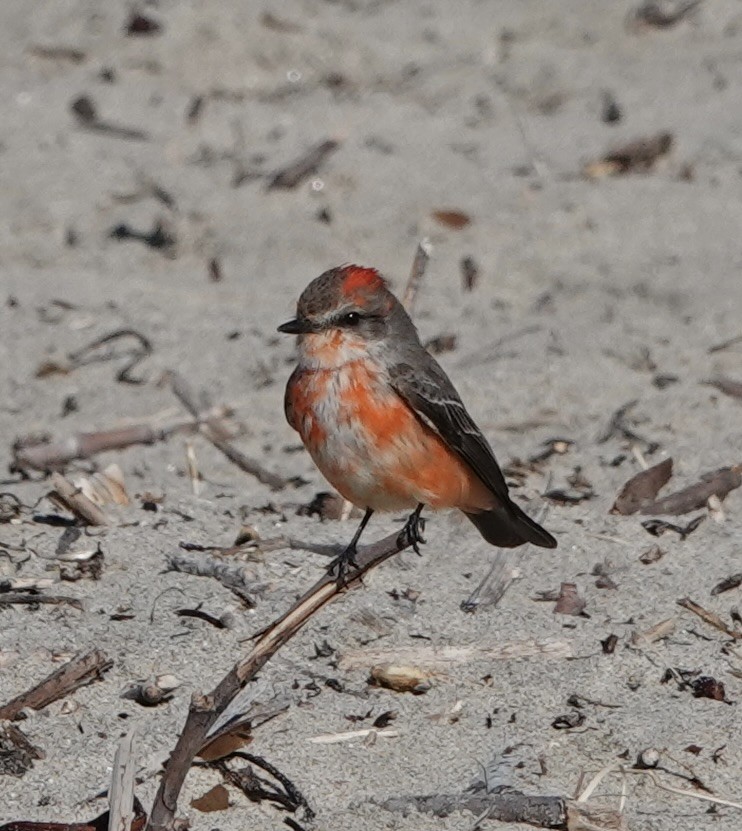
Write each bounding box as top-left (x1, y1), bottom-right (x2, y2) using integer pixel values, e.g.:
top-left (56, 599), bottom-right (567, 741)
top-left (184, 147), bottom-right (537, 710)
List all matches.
top-left (463, 504), bottom-right (549, 611)
top-left (67, 329), bottom-right (153, 384)
top-left (461, 549), bottom-right (519, 612)
top-left (0, 650), bottom-right (112, 720)
top-left (0, 592), bottom-right (83, 610)
top-left (146, 524), bottom-right (421, 831)
top-left (598, 400), bottom-right (658, 452)
top-left (401, 239), bottom-right (432, 315)
top-left (677, 597), bottom-right (742, 640)
top-left (13, 409), bottom-right (230, 472)
top-left (167, 371), bottom-right (288, 490)
top-left (709, 334), bottom-right (742, 354)
top-left (640, 465), bottom-right (741, 515)
top-left (265, 140), bottom-right (339, 190)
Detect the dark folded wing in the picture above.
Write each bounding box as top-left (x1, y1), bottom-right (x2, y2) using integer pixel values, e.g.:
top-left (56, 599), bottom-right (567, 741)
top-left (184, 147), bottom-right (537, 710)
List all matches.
top-left (389, 358), bottom-right (510, 503)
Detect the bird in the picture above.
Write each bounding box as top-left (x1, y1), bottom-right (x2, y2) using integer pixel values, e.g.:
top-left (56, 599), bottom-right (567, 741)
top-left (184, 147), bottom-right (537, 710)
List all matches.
top-left (278, 264), bottom-right (556, 578)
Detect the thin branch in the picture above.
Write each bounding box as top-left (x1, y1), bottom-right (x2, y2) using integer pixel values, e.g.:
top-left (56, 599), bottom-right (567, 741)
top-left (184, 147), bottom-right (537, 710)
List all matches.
top-left (402, 239), bottom-right (432, 315)
top-left (677, 597), bottom-right (742, 640)
top-left (12, 409), bottom-right (230, 472)
top-left (167, 371), bottom-right (288, 491)
top-left (67, 328), bottom-right (153, 384)
top-left (146, 524), bottom-right (419, 831)
top-left (265, 140), bottom-right (339, 190)
top-left (708, 333), bottom-right (742, 354)
top-left (0, 593), bottom-right (83, 610)
top-left (461, 549), bottom-right (518, 613)
top-left (623, 767), bottom-right (742, 811)
top-left (207, 751), bottom-right (314, 819)
top-left (0, 650), bottom-right (112, 721)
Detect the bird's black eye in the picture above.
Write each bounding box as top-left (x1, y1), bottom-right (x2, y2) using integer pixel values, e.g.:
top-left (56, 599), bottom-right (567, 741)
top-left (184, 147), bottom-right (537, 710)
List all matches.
top-left (342, 312), bottom-right (361, 326)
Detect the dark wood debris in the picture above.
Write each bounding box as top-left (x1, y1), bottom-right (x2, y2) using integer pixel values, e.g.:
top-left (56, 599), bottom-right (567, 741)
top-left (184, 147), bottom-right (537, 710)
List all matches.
top-left (544, 486), bottom-right (593, 505)
top-left (601, 633), bottom-right (619, 654)
top-left (629, 0), bottom-right (700, 29)
top-left (551, 710), bottom-right (585, 729)
top-left (0, 650), bottom-right (112, 721)
top-left (460, 256), bottom-right (479, 291)
top-left (611, 457), bottom-right (673, 515)
top-left (711, 573), bottom-right (742, 596)
top-left (641, 515), bottom-right (705, 539)
top-left (69, 95), bottom-right (149, 141)
top-left (265, 140), bottom-right (339, 190)
top-left (109, 221), bottom-right (176, 254)
top-left (584, 132), bottom-right (673, 177)
top-left (205, 751), bottom-right (314, 820)
top-left (640, 466), bottom-right (741, 515)
top-left (639, 544), bottom-right (665, 564)
top-left (125, 12), bottom-right (162, 36)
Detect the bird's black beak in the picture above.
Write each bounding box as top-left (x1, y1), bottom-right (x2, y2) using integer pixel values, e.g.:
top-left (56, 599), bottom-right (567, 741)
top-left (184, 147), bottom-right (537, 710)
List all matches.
top-left (277, 318), bottom-right (314, 335)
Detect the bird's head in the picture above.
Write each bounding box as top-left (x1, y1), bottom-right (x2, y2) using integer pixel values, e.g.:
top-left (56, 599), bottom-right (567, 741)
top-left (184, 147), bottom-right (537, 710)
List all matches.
top-left (278, 265), bottom-right (412, 367)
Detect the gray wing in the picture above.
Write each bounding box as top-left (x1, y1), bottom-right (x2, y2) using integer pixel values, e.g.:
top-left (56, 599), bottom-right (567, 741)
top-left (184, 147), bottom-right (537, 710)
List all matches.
top-left (389, 356), bottom-right (510, 503)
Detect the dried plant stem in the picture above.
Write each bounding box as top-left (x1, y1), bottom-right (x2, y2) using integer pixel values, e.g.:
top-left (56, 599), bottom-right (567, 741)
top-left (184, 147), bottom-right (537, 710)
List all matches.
top-left (167, 371), bottom-right (288, 490)
top-left (402, 238), bottom-right (432, 315)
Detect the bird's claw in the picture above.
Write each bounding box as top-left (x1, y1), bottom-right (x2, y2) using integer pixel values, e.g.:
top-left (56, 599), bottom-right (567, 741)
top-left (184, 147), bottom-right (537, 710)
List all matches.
top-left (328, 544), bottom-right (359, 586)
top-left (401, 512), bottom-right (426, 556)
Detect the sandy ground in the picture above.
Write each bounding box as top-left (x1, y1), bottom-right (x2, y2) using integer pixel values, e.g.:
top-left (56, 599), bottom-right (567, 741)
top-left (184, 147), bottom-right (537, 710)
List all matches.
top-left (2, 1), bottom-right (742, 829)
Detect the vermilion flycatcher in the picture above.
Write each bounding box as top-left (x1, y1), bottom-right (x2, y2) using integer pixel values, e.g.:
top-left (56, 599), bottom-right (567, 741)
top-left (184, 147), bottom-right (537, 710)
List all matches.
top-left (279, 265), bottom-right (556, 576)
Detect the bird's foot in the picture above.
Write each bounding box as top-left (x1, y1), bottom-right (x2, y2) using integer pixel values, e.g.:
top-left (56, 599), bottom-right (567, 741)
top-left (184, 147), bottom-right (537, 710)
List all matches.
top-left (400, 509), bottom-right (426, 556)
top-left (328, 543), bottom-right (359, 586)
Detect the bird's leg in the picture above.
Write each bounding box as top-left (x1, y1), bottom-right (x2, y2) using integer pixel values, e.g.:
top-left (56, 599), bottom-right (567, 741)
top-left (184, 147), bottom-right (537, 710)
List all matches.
top-left (329, 507), bottom-right (374, 583)
top-left (400, 503), bottom-right (426, 555)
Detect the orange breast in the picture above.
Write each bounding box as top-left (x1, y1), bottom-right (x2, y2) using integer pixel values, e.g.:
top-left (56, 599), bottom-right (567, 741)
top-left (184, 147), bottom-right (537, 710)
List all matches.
top-left (286, 359), bottom-right (493, 513)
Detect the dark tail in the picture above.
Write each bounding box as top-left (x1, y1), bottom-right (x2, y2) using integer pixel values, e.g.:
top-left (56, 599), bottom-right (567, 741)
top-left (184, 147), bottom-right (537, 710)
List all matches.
top-left (465, 500), bottom-right (557, 549)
